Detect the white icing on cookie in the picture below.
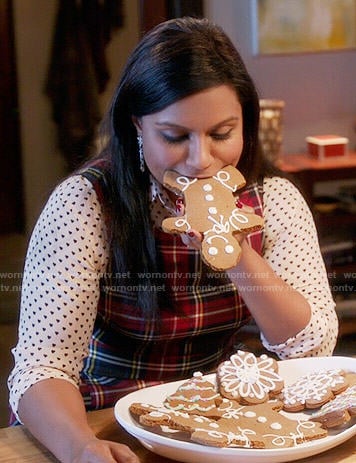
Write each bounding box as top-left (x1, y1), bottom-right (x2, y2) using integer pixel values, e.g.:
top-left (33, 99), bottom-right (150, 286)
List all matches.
top-left (219, 351), bottom-right (283, 401)
top-left (225, 245), bottom-right (234, 254)
top-left (311, 384), bottom-right (356, 418)
top-left (282, 369), bottom-right (346, 408)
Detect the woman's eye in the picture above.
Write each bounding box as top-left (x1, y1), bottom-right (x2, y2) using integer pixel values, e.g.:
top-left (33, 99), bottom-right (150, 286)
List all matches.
top-left (162, 133), bottom-right (188, 144)
top-left (161, 128), bottom-right (233, 144)
top-left (211, 129), bottom-right (232, 140)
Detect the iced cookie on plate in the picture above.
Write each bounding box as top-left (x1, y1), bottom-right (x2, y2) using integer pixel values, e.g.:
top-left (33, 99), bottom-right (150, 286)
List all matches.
top-left (217, 350), bottom-right (284, 404)
top-left (281, 369), bottom-right (348, 412)
top-left (163, 371), bottom-right (223, 418)
top-left (130, 400), bottom-right (327, 449)
top-left (208, 401), bottom-right (327, 448)
top-left (129, 402), bottom-right (174, 427)
top-left (309, 373), bottom-right (356, 428)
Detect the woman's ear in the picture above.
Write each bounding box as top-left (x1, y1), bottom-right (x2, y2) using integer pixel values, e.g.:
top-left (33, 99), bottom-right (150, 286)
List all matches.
top-left (131, 116), bottom-right (142, 133)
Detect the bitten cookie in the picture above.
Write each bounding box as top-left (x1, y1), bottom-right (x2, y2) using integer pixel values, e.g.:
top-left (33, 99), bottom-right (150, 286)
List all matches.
top-left (217, 350), bottom-right (284, 404)
top-left (161, 166), bottom-right (264, 270)
top-left (281, 369), bottom-right (348, 412)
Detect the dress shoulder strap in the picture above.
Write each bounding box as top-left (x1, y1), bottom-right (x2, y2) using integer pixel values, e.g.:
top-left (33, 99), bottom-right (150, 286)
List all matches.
top-left (79, 161), bottom-right (109, 204)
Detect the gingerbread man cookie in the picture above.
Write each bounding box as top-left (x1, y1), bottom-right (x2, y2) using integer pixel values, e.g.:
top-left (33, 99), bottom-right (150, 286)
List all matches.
top-left (130, 400), bottom-right (327, 449)
top-left (129, 402), bottom-right (174, 427)
top-left (210, 401), bottom-right (327, 448)
top-left (165, 410), bottom-right (266, 448)
top-left (161, 166), bottom-right (264, 270)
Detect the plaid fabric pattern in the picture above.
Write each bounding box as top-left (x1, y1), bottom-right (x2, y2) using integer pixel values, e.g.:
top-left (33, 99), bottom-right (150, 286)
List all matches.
top-left (80, 167), bottom-right (264, 410)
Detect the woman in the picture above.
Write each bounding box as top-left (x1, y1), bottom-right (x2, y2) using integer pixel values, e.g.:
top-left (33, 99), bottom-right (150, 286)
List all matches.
top-left (8, 17), bottom-right (337, 463)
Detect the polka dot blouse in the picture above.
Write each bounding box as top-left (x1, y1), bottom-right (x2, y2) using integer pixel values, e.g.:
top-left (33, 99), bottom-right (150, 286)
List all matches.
top-left (8, 174), bottom-right (338, 420)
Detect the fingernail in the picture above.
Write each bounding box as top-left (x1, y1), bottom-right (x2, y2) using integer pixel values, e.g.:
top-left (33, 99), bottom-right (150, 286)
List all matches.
top-left (236, 199), bottom-right (243, 208)
top-left (176, 204), bottom-right (183, 212)
top-left (176, 197), bottom-right (184, 205)
top-left (188, 231), bottom-right (195, 238)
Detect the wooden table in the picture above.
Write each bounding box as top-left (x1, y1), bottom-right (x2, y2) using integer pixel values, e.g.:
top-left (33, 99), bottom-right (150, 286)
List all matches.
top-left (0, 407), bottom-right (355, 463)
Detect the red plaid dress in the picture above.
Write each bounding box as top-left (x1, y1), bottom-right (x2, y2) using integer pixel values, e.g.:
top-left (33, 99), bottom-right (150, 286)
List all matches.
top-left (79, 167), bottom-right (264, 410)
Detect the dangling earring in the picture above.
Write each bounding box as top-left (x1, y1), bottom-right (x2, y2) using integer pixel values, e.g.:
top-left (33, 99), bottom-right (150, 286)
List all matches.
top-left (137, 135), bottom-right (145, 172)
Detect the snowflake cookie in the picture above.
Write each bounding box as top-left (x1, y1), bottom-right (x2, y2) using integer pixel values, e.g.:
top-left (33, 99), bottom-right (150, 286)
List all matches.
top-left (217, 350), bottom-right (284, 404)
top-left (281, 369), bottom-right (348, 412)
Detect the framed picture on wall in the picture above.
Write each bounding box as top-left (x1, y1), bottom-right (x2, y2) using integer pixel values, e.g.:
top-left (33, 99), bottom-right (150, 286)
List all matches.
top-left (251, 0), bottom-right (356, 54)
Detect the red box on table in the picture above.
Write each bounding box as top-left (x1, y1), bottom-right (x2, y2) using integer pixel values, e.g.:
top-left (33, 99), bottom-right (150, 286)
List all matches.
top-left (306, 135), bottom-right (349, 159)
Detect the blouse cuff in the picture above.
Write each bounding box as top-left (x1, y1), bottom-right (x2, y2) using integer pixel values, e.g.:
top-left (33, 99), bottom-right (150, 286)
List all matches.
top-left (260, 304), bottom-right (336, 359)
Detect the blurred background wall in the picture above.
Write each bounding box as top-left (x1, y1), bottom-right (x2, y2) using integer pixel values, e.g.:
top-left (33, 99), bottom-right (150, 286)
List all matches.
top-left (13, 0), bottom-right (140, 233)
top-left (206, 0), bottom-right (356, 154)
top-left (11, 0), bottom-right (356, 233)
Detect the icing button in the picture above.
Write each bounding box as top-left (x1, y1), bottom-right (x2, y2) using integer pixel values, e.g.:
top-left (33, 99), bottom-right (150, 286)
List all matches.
top-left (225, 245), bottom-right (234, 254)
top-left (208, 247), bottom-right (218, 255)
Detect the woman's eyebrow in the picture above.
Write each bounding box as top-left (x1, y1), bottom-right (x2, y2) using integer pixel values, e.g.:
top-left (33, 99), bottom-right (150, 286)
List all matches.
top-left (155, 116), bottom-right (239, 130)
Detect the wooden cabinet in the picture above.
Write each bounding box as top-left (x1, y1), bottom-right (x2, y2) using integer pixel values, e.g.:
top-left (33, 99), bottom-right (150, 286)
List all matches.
top-left (280, 152), bottom-right (356, 337)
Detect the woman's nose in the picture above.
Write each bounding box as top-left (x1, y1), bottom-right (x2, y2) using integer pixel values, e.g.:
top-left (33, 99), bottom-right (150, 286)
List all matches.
top-left (186, 137), bottom-right (213, 171)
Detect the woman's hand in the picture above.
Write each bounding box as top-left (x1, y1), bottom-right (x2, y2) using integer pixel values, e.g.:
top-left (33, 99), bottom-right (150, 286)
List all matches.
top-left (180, 228), bottom-right (203, 249)
top-left (17, 380), bottom-right (140, 463)
top-left (73, 437), bottom-right (139, 463)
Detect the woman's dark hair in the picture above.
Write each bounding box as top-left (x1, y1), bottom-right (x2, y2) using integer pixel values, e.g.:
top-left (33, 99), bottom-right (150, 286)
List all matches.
top-left (94, 17), bottom-right (271, 318)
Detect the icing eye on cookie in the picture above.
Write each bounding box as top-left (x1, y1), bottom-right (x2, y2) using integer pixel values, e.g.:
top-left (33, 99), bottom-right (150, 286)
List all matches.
top-left (161, 166), bottom-right (264, 270)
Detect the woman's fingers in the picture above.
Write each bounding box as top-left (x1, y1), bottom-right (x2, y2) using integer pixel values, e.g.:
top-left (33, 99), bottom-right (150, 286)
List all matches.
top-left (235, 199), bottom-right (255, 214)
top-left (181, 229), bottom-right (202, 249)
top-left (73, 439), bottom-right (140, 463)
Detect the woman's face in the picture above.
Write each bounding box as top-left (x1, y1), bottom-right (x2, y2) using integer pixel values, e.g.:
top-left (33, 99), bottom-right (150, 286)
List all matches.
top-left (133, 85), bottom-right (244, 184)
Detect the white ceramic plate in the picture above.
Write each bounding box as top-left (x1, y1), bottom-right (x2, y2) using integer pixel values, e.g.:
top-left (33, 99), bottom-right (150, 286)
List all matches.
top-left (114, 356), bottom-right (356, 463)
